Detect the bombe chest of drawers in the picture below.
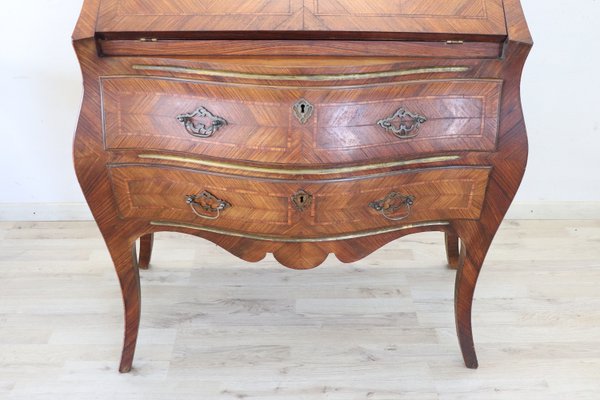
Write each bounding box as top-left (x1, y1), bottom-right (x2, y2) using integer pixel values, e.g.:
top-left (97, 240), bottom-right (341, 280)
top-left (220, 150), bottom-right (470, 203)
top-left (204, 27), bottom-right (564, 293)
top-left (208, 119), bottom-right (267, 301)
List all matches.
top-left (73, 0), bottom-right (532, 372)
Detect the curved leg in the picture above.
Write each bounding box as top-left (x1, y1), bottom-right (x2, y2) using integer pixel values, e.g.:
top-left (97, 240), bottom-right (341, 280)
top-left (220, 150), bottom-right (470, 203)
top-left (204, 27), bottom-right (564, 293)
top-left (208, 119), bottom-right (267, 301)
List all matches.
top-left (107, 239), bottom-right (141, 373)
top-left (454, 224), bottom-right (494, 369)
top-left (137, 234), bottom-right (154, 270)
top-left (444, 232), bottom-right (461, 270)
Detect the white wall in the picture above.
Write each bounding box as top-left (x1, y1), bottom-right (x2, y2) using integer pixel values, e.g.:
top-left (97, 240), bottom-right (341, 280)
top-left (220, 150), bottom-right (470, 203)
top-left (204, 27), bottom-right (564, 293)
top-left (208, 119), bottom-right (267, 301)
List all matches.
top-left (0, 0), bottom-right (84, 203)
top-left (0, 0), bottom-right (599, 220)
top-left (520, 0), bottom-right (600, 202)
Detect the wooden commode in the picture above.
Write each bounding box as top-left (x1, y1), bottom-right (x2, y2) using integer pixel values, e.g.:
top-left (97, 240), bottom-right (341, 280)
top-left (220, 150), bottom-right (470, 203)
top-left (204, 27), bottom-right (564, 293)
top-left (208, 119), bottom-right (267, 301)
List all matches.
top-left (72, 0), bottom-right (532, 372)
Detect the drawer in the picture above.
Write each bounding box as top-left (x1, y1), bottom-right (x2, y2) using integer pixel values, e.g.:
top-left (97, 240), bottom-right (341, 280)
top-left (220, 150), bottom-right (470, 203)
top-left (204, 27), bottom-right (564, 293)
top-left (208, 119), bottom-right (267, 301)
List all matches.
top-left (108, 165), bottom-right (491, 239)
top-left (102, 77), bottom-right (502, 164)
top-left (100, 40), bottom-right (503, 58)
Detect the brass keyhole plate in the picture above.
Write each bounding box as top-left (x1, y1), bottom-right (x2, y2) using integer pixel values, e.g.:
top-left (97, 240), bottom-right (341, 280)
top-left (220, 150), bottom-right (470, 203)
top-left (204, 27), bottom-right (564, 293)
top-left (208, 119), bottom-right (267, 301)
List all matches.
top-left (293, 99), bottom-right (314, 124)
top-left (291, 189), bottom-right (313, 212)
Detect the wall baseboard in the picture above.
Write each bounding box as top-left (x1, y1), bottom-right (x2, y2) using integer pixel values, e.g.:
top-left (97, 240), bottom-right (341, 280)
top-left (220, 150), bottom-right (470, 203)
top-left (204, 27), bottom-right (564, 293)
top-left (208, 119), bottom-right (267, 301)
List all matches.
top-left (0, 201), bottom-right (599, 222)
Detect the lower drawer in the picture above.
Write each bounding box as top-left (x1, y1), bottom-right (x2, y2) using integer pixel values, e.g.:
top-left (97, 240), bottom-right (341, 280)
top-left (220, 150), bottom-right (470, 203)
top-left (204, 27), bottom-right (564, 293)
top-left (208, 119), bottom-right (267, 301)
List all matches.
top-left (108, 165), bottom-right (490, 238)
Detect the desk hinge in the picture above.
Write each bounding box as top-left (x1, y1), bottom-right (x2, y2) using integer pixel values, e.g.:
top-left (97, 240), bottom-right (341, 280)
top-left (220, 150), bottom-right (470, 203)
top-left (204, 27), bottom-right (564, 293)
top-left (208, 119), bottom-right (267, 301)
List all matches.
top-left (446, 40), bottom-right (464, 45)
top-left (139, 37), bottom-right (158, 42)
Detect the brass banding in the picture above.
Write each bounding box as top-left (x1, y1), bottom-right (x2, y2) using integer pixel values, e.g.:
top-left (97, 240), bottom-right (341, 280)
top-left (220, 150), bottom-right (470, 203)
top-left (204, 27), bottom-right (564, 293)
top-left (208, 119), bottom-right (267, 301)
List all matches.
top-left (137, 154), bottom-right (461, 176)
top-left (150, 221), bottom-right (450, 243)
top-left (131, 65), bottom-right (470, 81)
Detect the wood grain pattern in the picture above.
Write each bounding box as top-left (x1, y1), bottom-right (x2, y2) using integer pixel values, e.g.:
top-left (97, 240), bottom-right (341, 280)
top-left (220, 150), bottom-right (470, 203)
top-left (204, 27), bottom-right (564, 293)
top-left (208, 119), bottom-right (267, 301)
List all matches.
top-left (100, 39), bottom-right (503, 58)
top-left (72, 0), bottom-right (100, 40)
top-left (97, 0), bottom-right (303, 35)
top-left (504, 0), bottom-right (533, 45)
top-left (304, 0), bottom-right (507, 38)
top-left (102, 77), bottom-right (502, 164)
top-left (96, 0), bottom-right (506, 39)
top-left (108, 165), bottom-right (490, 237)
top-left (445, 232), bottom-right (461, 270)
top-left (137, 233), bottom-right (154, 269)
top-left (73, 0), bottom-right (532, 373)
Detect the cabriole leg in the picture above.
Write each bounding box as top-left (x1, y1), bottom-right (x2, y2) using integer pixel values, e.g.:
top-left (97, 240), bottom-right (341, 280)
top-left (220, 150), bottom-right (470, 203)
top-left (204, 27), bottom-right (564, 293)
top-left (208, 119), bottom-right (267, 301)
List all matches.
top-left (138, 233), bottom-right (154, 270)
top-left (107, 240), bottom-right (141, 373)
top-left (444, 232), bottom-right (461, 270)
top-left (454, 225), bottom-right (494, 369)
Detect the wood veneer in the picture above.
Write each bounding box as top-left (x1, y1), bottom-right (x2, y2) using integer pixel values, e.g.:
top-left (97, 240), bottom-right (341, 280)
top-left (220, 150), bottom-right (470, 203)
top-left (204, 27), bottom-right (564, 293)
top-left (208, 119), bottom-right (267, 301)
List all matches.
top-left (102, 77), bottom-right (502, 163)
top-left (73, 0), bottom-right (532, 373)
top-left (109, 165), bottom-right (490, 236)
top-left (95, 0), bottom-right (507, 39)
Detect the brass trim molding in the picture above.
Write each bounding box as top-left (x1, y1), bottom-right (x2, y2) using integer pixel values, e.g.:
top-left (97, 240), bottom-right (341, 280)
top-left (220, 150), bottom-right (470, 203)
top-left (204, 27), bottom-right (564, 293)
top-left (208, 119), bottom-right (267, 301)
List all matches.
top-left (131, 65), bottom-right (470, 81)
top-left (150, 221), bottom-right (450, 243)
top-left (137, 154), bottom-right (460, 176)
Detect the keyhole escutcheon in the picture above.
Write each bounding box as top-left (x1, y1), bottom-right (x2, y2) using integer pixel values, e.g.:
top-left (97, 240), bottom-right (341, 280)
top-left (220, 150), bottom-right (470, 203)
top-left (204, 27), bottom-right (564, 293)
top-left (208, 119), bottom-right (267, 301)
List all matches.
top-left (291, 189), bottom-right (313, 212)
top-left (293, 99), bottom-right (314, 124)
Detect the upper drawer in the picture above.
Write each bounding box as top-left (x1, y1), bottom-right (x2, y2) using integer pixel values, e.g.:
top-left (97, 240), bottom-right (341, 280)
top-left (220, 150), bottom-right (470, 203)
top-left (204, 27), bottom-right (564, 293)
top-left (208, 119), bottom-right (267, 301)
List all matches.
top-left (101, 76), bottom-right (502, 164)
top-left (99, 39), bottom-right (503, 58)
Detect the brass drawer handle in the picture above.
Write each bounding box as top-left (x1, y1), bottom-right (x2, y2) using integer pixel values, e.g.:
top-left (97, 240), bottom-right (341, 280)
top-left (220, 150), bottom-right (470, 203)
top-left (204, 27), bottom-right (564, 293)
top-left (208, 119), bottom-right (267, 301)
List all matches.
top-left (185, 191), bottom-right (231, 220)
top-left (377, 108), bottom-right (427, 139)
top-left (369, 192), bottom-right (415, 221)
top-left (176, 107), bottom-right (227, 138)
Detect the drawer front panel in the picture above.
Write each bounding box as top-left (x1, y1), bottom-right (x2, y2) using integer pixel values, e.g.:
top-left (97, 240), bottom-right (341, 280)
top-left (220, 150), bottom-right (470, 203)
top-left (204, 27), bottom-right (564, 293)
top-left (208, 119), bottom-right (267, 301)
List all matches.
top-left (102, 77), bottom-right (501, 164)
top-left (109, 165), bottom-right (490, 238)
top-left (102, 77), bottom-right (299, 164)
top-left (314, 80), bottom-right (501, 162)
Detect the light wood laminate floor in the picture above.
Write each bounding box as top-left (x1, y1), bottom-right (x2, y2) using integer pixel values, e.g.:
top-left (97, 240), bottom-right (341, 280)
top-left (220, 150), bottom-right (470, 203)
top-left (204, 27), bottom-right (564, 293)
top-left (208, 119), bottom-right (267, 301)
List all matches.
top-left (1, 220), bottom-right (599, 399)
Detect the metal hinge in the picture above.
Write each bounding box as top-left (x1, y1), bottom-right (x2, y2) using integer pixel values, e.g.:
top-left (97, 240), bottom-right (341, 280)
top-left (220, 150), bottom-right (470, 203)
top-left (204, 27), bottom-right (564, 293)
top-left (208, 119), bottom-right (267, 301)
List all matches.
top-left (139, 38), bottom-right (158, 42)
top-left (445, 40), bottom-right (464, 45)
